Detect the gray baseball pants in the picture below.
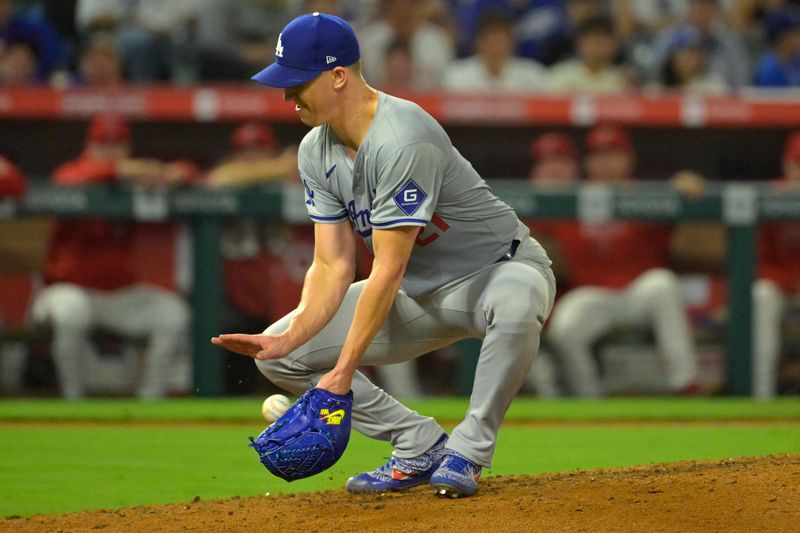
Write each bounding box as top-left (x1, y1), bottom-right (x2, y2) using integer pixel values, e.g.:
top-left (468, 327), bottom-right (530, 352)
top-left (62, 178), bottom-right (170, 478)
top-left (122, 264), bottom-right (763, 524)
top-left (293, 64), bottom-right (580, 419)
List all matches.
top-left (256, 236), bottom-right (555, 467)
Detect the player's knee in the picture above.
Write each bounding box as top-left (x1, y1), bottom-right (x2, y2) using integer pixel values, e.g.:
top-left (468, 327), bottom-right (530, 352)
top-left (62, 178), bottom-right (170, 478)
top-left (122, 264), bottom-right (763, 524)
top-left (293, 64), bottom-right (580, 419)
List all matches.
top-left (151, 294), bottom-right (190, 333)
top-left (546, 311), bottom-right (571, 347)
top-left (490, 296), bottom-right (540, 326)
top-left (33, 284), bottom-right (92, 331)
top-left (636, 268), bottom-right (679, 299)
top-left (752, 279), bottom-right (781, 305)
top-left (486, 276), bottom-right (548, 325)
top-left (545, 297), bottom-right (588, 348)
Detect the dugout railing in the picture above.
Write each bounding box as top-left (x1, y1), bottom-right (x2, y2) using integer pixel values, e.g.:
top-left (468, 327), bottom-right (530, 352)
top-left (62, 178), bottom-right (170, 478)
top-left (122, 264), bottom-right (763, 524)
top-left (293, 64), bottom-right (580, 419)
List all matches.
top-left (3, 181), bottom-right (800, 396)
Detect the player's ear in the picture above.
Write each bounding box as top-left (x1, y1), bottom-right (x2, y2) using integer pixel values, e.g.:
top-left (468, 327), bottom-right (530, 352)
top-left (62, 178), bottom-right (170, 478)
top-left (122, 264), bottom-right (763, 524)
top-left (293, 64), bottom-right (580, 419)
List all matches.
top-left (330, 67), bottom-right (348, 91)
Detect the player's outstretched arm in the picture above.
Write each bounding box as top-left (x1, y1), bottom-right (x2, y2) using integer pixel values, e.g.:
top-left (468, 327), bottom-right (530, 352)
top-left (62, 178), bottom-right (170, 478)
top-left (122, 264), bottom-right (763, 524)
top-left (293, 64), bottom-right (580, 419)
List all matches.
top-left (212, 221), bottom-right (356, 360)
top-left (317, 225), bottom-right (417, 394)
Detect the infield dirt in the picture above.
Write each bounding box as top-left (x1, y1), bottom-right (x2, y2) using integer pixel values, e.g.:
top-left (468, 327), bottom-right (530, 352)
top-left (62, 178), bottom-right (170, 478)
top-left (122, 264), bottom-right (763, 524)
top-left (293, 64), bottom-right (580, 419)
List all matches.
top-left (5, 454), bottom-right (798, 532)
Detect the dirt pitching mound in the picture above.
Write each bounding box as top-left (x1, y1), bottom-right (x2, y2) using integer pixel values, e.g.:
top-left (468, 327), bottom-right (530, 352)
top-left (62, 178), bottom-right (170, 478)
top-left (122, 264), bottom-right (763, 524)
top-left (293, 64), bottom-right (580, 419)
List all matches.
top-left (6, 454), bottom-right (798, 533)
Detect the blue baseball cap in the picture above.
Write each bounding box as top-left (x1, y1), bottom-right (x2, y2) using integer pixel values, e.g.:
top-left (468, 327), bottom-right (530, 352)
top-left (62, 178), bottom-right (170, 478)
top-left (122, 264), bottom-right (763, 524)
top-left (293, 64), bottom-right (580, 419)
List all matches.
top-left (252, 13), bottom-right (360, 88)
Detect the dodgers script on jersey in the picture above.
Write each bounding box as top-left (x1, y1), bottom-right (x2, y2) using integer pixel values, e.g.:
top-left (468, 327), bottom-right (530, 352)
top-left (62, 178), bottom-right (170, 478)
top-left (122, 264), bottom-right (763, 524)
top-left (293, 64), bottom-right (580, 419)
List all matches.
top-left (298, 92), bottom-right (546, 297)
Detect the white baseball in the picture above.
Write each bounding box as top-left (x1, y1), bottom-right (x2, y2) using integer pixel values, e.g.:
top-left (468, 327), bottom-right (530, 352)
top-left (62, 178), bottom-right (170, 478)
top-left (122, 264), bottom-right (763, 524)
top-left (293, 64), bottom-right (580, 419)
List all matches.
top-left (261, 394), bottom-right (292, 423)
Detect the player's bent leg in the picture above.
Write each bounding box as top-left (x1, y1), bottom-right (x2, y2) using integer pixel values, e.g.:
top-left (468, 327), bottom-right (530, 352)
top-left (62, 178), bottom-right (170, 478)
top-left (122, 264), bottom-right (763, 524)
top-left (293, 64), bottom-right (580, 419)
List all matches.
top-left (432, 260), bottom-right (554, 497)
top-left (31, 283), bottom-right (93, 400)
top-left (136, 288), bottom-right (190, 399)
top-left (546, 287), bottom-right (617, 397)
top-left (255, 280), bottom-right (454, 491)
top-left (93, 285), bottom-right (190, 399)
top-left (752, 279), bottom-right (784, 400)
top-left (627, 269), bottom-right (698, 391)
top-left (374, 361), bottom-right (423, 398)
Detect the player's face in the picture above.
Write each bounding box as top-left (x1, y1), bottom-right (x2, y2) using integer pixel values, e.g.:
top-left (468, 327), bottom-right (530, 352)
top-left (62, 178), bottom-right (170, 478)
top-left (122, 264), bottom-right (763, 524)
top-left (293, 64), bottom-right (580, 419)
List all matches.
top-left (784, 160), bottom-right (800, 184)
top-left (87, 141), bottom-right (130, 161)
top-left (585, 150), bottom-right (634, 183)
top-left (284, 72), bottom-right (336, 127)
top-left (530, 158), bottom-right (580, 185)
top-left (577, 32), bottom-right (616, 68)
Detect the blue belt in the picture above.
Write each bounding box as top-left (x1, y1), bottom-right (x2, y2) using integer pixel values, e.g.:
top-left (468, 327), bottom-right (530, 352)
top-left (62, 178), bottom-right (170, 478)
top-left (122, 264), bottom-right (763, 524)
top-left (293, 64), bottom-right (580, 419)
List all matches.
top-left (495, 239), bottom-right (520, 263)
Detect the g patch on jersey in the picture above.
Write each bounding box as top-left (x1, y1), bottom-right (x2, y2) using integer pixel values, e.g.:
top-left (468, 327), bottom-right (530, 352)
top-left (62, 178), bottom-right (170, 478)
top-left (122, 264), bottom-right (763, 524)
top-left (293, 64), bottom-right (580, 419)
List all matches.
top-left (393, 179), bottom-right (427, 216)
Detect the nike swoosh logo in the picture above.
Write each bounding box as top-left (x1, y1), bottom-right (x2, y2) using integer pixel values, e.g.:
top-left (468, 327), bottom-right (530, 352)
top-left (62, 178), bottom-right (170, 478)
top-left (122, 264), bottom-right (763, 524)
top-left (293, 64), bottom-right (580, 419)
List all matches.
top-left (325, 165), bottom-right (336, 178)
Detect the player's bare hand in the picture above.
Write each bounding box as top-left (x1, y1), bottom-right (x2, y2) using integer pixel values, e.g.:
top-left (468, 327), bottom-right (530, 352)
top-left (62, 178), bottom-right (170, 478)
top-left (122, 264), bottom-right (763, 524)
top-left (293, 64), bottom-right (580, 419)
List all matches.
top-left (316, 367), bottom-right (353, 395)
top-left (211, 333), bottom-right (291, 360)
top-left (670, 170), bottom-right (706, 199)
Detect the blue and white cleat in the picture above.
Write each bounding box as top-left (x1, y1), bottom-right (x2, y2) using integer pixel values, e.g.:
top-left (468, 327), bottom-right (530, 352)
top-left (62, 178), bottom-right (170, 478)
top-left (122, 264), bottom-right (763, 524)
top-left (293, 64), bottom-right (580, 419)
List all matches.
top-left (430, 450), bottom-right (482, 498)
top-left (345, 433), bottom-right (448, 493)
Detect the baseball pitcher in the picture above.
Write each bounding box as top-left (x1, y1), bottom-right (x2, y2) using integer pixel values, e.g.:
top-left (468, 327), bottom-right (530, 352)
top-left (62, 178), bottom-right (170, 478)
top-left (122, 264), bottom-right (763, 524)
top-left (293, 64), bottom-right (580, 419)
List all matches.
top-left (213, 13), bottom-right (555, 498)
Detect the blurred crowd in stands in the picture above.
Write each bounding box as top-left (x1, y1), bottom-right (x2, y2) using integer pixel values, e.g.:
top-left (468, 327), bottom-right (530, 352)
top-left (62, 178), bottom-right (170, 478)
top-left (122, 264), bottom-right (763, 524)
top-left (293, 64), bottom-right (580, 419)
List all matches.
top-left (0, 0), bottom-right (799, 91)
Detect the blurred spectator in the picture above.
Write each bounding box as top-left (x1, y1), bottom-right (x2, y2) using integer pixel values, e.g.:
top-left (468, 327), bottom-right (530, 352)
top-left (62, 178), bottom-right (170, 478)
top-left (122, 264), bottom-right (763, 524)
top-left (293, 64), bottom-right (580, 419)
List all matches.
top-left (613, 0), bottom-right (686, 39)
top-left (358, 0), bottom-right (454, 90)
top-left (0, 154), bottom-right (25, 197)
top-left (548, 15), bottom-right (630, 93)
top-left (76, 0), bottom-right (282, 83)
top-left (0, 39), bottom-right (37, 86)
top-left (657, 26), bottom-right (730, 92)
top-left (451, 0), bottom-right (571, 65)
top-left (551, 0), bottom-right (609, 60)
top-left (207, 122), bottom-right (299, 281)
top-left (753, 131), bottom-right (800, 398)
top-left (667, 130), bottom-right (800, 398)
top-left (0, 0), bottom-right (64, 81)
top-left (450, 0), bottom-right (606, 66)
top-left (378, 38), bottom-right (419, 91)
top-left (727, 0), bottom-right (796, 33)
top-left (75, 0), bottom-right (182, 82)
top-left (205, 122), bottom-right (297, 188)
top-left (443, 11), bottom-right (549, 92)
top-left (42, 0), bottom-right (79, 49)
top-left (75, 36), bottom-right (123, 86)
top-left (509, 0), bottom-right (570, 65)
top-left (528, 132), bottom-right (580, 186)
top-left (535, 123), bottom-right (699, 396)
top-left (0, 154), bottom-right (29, 394)
top-left (205, 123), bottom-right (307, 393)
top-left (31, 114), bottom-right (193, 400)
top-left (526, 132), bottom-right (580, 296)
top-left (649, 0), bottom-right (750, 88)
top-left (753, 7), bottom-right (800, 87)
top-left (519, 131), bottom-right (582, 398)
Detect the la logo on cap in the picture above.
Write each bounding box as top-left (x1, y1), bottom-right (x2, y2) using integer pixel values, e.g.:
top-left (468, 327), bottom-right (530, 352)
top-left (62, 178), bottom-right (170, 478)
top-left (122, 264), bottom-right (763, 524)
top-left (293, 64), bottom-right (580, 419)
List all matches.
top-left (276, 34), bottom-right (284, 58)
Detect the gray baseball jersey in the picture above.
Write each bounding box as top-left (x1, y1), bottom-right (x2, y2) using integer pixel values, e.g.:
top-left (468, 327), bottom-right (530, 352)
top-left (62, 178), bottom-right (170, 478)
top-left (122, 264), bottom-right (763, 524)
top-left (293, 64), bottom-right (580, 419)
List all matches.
top-left (298, 91), bottom-right (548, 297)
top-left (259, 91), bottom-right (556, 469)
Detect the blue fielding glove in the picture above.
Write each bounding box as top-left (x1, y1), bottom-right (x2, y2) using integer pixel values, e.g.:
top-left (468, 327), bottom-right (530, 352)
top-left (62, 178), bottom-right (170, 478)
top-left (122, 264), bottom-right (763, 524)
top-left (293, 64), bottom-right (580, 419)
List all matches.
top-left (248, 388), bottom-right (353, 481)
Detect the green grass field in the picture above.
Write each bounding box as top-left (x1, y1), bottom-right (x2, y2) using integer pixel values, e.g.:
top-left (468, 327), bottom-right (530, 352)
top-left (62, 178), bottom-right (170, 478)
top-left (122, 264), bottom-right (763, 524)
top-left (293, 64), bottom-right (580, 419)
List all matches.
top-left (1, 397), bottom-right (799, 517)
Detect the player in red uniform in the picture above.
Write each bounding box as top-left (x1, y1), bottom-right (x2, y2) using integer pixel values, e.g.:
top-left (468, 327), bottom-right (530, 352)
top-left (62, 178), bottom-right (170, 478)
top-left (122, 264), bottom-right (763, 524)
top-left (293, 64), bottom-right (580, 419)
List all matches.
top-left (531, 124), bottom-right (698, 396)
top-left (753, 131), bottom-right (800, 398)
top-left (31, 114), bottom-right (192, 399)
